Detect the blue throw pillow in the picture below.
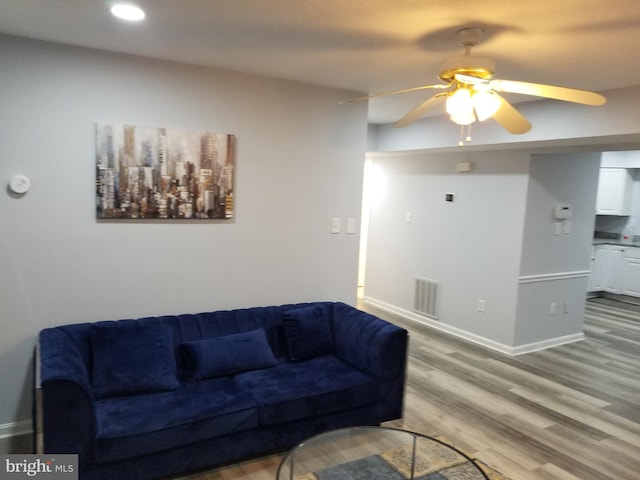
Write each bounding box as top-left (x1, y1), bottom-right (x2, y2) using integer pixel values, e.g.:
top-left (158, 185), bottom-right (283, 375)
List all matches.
top-left (282, 304), bottom-right (334, 361)
top-left (181, 328), bottom-right (277, 381)
top-left (90, 323), bottom-right (179, 399)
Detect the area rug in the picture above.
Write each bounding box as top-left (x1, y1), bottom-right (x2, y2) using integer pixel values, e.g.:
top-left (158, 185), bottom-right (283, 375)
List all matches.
top-left (294, 436), bottom-right (509, 480)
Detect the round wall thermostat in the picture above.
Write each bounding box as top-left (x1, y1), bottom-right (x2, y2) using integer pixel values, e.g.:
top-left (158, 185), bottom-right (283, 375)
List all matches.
top-left (9, 174), bottom-right (31, 194)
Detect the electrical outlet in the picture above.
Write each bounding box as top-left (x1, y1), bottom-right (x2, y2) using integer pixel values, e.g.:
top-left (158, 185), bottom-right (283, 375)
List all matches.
top-left (563, 301), bottom-right (570, 314)
top-left (549, 302), bottom-right (557, 316)
top-left (477, 299), bottom-right (486, 312)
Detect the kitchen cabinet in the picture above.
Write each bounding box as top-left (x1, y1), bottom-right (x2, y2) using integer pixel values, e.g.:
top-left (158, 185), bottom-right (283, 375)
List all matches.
top-left (588, 245), bottom-right (607, 292)
top-left (590, 244), bottom-right (640, 297)
top-left (604, 245), bottom-right (625, 294)
top-left (621, 247), bottom-right (640, 297)
top-left (595, 168), bottom-right (633, 215)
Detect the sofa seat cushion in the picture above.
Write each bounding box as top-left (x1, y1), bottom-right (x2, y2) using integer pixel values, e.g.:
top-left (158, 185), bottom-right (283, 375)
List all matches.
top-left (94, 377), bottom-right (259, 463)
top-left (234, 355), bottom-right (378, 426)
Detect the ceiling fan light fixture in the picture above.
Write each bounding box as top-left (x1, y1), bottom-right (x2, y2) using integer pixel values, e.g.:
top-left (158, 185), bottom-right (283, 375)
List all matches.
top-left (347, 26), bottom-right (605, 139)
top-left (472, 90), bottom-right (500, 121)
top-left (446, 88), bottom-right (476, 125)
top-left (450, 114), bottom-right (476, 126)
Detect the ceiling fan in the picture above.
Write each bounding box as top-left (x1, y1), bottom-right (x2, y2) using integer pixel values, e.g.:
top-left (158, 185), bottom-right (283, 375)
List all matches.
top-left (347, 28), bottom-right (606, 139)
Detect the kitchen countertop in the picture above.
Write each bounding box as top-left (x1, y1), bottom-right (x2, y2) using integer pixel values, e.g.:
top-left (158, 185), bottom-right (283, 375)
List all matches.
top-left (593, 239), bottom-right (640, 247)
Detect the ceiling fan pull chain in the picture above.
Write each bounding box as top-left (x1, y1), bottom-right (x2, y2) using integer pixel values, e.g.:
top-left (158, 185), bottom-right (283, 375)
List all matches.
top-left (466, 123), bottom-right (472, 143)
top-left (458, 125), bottom-right (465, 146)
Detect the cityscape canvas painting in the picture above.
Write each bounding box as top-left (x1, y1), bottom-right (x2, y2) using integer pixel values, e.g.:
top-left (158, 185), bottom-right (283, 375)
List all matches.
top-left (96, 123), bottom-right (235, 219)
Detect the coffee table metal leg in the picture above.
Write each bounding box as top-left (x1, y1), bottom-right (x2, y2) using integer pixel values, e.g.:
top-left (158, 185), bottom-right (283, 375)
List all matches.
top-left (410, 434), bottom-right (417, 479)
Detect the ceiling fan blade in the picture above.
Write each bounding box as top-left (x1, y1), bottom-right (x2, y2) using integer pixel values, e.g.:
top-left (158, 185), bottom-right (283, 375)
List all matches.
top-left (394, 93), bottom-right (448, 128)
top-left (489, 79), bottom-right (606, 106)
top-left (341, 84), bottom-right (450, 104)
top-left (491, 93), bottom-right (532, 134)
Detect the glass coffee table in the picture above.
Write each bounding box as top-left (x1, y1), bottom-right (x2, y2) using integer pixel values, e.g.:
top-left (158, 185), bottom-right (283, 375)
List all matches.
top-left (277, 426), bottom-right (489, 480)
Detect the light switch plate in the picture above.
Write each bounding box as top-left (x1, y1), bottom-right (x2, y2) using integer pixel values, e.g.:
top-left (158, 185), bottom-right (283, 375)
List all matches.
top-left (331, 217), bottom-right (341, 234)
top-left (346, 218), bottom-right (356, 234)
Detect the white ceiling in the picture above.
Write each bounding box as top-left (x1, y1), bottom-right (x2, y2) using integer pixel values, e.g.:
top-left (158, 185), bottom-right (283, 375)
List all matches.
top-left (1, 0), bottom-right (639, 124)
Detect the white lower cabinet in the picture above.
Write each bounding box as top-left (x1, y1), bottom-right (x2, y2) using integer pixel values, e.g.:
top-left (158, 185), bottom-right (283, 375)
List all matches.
top-left (622, 247), bottom-right (640, 296)
top-left (604, 246), bottom-right (625, 294)
top-left (588, 245), bottom-right (608, 292)
top-left (591, 244), bottom-right (640, 297)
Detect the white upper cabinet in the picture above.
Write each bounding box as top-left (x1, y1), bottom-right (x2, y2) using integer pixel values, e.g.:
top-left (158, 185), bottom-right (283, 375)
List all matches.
top-left (595, 168), bottom-right (633, 215)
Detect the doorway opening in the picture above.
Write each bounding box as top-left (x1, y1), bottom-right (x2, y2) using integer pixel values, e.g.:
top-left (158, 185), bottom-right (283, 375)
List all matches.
top-left (357, 155), bottom-right (385, 299)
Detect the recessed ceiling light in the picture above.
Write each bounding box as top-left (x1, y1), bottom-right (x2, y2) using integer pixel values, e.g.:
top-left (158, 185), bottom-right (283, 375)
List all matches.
top-left (110, 3), bottom-right (146, 22)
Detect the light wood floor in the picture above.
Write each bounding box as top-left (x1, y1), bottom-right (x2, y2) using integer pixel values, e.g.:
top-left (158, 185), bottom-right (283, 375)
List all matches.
top-left (178, 298), bottom-right (640, 480)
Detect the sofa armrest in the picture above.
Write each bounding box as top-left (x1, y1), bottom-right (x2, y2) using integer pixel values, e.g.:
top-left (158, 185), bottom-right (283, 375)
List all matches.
top-left (38, 328), bottom-right (96, 457)
top-left (331, 303), bottom-right (408, 416)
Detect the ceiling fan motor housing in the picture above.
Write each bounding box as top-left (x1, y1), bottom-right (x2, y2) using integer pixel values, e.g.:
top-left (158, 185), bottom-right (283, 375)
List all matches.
top-left (438, 56), bottom-right (496, 83)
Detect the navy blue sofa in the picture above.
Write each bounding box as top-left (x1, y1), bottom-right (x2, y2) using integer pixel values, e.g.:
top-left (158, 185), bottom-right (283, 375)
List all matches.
top-left (37, 302), bottom-right (408, 479)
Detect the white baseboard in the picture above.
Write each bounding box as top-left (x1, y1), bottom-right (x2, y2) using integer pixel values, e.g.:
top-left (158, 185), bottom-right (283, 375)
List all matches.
top-left (0, 421), bottom-right (32, 439)
top-left (509, 332), bottom-right (585, 355)
top-left (363, 296), bottom-right (584, 356)
top-left (0, 421), bottom-right (33, 454)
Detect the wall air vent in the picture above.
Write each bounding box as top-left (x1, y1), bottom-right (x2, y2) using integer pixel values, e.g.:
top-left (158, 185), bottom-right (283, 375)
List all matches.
top-left (414, 277), bottom-right (440, 319)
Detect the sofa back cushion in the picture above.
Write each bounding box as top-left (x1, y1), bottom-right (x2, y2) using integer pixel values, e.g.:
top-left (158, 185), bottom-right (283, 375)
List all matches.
top-left (180, 328), bottom-right (277, 381)
top-left (90, 323), bottom-right (180, 399)
top-left (152, 306), bottom-right (289, 377)
top-left (50, 302), bottom-right (337, 388)
top-left (282, 304), bottom-right (334, 361)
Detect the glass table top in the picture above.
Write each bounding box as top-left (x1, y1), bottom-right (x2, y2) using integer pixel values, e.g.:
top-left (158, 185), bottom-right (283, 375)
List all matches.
top-left (277, 426), bottom-right (489, 480)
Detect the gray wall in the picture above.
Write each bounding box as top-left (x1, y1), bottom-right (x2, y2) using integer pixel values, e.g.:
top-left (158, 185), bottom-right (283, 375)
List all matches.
top-left (515, 153), bottom-right (601, 345)
top-left (0, 36), bottom-right (368, 432)
top-left (364, 150), bottom-right (530, 347)
top-left (520, 153), bottom-right (601, 276)
top-left (363, 149), bottom-right (601, 352)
